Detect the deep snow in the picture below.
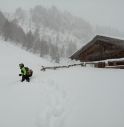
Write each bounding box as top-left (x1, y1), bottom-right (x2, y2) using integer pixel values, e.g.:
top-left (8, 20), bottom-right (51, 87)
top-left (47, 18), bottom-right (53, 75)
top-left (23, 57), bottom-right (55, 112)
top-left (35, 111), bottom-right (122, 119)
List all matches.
top-left (0, 40), bottom-right (124, 127)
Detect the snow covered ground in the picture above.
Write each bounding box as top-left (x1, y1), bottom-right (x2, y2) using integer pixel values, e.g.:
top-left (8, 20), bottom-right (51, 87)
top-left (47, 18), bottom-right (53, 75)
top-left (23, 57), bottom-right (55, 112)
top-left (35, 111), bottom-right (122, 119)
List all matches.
top-left (0, 40), bottom-right (124, 127)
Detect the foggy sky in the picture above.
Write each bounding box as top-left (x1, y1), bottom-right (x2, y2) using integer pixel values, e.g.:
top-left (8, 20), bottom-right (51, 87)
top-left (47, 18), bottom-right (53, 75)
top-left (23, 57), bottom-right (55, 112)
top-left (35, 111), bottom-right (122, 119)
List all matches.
top-left (0, 0), bottom-right (124, 32)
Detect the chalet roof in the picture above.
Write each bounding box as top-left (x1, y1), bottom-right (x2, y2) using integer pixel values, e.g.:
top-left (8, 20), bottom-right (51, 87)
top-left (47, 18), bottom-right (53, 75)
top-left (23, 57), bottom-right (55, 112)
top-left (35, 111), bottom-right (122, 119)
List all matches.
top-left (71, 35), bottom-right (124, 58)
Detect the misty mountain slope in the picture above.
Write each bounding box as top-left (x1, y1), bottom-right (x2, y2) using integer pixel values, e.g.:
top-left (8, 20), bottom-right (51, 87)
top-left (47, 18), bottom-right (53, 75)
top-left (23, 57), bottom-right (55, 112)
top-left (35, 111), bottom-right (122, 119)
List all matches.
top-left (6, 6), bottom-right (124, 45)
top-left (5, 6), bottom-right (93, 46)
top-left (0, 40), bottom-right (124, 127)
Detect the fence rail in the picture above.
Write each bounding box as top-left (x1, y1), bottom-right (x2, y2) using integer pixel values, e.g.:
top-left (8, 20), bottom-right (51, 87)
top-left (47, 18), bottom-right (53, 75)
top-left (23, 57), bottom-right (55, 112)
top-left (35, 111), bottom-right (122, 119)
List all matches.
top-left (41, 63), bottom-right (85, 71)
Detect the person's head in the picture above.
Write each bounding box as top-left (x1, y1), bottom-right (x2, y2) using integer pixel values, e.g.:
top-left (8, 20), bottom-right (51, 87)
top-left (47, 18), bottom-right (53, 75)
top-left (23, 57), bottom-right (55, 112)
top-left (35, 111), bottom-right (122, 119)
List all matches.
top-left (19, 63), bottom-right (24, 69)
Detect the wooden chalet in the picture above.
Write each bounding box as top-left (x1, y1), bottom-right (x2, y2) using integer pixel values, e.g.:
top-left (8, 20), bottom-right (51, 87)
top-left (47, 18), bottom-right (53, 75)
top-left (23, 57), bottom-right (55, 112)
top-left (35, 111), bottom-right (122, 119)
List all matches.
top-left (70, 35), bottom-right (124, 62)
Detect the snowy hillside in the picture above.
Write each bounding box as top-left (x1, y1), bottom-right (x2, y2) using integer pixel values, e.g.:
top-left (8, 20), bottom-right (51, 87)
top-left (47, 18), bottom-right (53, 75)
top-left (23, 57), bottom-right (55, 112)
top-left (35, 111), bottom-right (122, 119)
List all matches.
top-left (1, 40), bottom-right (124, 127)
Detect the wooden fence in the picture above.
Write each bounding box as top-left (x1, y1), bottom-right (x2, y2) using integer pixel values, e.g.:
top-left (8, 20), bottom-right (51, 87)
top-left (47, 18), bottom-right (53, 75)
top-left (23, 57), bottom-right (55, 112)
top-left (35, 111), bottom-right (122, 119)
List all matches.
top-left (41, 63), bottom-right (85, 71)
top-left (41, 60), bottom-right (124, 71)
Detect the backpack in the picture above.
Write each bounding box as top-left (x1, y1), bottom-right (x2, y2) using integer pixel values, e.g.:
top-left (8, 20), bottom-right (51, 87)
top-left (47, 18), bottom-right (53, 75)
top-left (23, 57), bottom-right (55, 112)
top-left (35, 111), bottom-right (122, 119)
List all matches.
top-left (25, 67), bottom-right (33, 77)
top-left (28, 69), bottom-right (33, 77)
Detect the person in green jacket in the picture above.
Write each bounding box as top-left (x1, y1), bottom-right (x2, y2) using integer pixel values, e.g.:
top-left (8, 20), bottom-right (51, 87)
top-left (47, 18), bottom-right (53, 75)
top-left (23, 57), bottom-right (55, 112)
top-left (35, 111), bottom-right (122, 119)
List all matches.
top-left (19, 63), bottom-right (30, 82)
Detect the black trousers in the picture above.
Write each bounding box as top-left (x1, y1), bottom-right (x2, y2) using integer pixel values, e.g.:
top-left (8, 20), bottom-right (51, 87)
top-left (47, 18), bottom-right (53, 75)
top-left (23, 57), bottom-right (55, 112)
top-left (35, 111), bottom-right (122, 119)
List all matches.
top-left (21, 75), bottom-right (30, 82)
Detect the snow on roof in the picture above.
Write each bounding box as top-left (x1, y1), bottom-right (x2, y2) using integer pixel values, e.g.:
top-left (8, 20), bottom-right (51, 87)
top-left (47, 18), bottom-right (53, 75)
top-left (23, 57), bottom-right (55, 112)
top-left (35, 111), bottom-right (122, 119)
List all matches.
top-left (71, 35), bottom-right (124, 58)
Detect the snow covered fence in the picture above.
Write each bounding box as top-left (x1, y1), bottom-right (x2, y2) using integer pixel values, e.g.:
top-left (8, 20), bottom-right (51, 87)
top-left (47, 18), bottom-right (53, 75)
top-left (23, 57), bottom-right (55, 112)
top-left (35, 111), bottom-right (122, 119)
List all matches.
top-left (41, 63), bottom-right (85, 71)
top-left (41, 60), bottom-right (124, 71)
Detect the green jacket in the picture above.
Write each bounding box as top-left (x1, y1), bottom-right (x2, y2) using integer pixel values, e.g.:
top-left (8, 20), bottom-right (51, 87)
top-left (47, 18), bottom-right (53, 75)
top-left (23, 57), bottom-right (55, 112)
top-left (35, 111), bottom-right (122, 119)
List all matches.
top-left (21, 67), bottom-right (27, 76)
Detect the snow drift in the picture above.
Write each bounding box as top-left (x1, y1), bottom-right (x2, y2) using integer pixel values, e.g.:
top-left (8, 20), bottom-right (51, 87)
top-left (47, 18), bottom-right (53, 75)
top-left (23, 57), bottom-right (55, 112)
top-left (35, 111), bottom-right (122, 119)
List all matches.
top-left (0, 40), bottom-right (124, 127)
